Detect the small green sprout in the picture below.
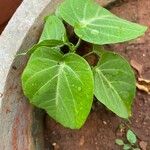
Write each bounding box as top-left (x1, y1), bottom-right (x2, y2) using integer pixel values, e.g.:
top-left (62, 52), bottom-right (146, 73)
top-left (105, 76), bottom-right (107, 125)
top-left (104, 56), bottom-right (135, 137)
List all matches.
top-left (127, 130), bottom-right (137, 145)
top-left (116, 129), bottom-right (140, 150)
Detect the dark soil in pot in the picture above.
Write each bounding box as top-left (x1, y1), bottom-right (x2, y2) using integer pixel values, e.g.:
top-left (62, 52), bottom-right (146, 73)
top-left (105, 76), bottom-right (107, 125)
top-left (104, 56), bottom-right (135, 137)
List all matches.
top-left (44, 0), bottom-right (150, 149)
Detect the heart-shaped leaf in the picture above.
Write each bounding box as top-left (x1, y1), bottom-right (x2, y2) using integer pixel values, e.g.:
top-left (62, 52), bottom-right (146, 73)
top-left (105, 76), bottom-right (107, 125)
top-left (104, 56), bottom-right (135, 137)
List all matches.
top-left (22, 47), bottom-right (94, 129)
top-left (58, 0), bottom-right (147, 44)
top-left (39, 15), bottom-right (67, 42)
top-left (93, 50), bottom-right (136, 118)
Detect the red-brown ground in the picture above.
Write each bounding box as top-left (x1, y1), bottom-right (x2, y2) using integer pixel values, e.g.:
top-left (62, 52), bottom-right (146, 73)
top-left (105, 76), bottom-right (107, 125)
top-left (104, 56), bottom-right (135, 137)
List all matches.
top-left (44, 0), bottom-right (150, 149)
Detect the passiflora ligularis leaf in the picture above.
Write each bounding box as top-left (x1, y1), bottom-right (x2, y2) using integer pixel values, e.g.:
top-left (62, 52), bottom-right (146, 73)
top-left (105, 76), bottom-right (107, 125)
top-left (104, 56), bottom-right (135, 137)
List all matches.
top-left (21, 0), bottom-right (147, 129)
top-left (58, 0), bottom-right (147, 44)
top-left (22, 47), bottom-right (94, 129)
top-left (93, 47), bottom-right (136, 118)
top-left (39, 15), bottom-right (67, 42)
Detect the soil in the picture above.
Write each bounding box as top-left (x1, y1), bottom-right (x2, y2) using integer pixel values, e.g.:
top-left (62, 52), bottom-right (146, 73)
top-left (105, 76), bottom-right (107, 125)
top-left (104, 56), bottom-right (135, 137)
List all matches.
top-left (44, 0), bottom-right (150, 149)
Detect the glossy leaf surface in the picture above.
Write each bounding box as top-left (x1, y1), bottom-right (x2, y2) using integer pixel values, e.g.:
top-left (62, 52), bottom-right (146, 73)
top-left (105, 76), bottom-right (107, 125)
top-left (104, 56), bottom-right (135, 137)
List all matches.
top-left (58, 0), bottom-right (147, 44)
top-left (39, 15), bottom-right (67, 42)
top-left (93, 50), bottom-right (136, 118)
top-left (22, 47), bottom-right (94, 129)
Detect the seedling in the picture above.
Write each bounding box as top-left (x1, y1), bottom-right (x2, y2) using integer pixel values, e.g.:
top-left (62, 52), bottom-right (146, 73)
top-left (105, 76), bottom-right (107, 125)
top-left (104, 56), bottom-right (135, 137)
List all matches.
top-left (116, 129), bottom-right (140, 150)
top-left (21, 0), bottom-right (147, 129)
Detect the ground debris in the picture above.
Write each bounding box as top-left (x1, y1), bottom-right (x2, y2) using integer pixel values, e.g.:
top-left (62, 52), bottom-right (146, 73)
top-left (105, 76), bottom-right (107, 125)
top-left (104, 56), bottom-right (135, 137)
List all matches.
top-left (79, 136), bottom-right (85, 146)
top-left (136, 78), bottom-right (150, 94)
top-left (139, 141), bottom-right (147, 150)
top-left (131, 59), bottom-right (143, 76)
top-left (52, 142), bottom-right (60, 150)
top-left (96, 0), bottom-right (116, 7)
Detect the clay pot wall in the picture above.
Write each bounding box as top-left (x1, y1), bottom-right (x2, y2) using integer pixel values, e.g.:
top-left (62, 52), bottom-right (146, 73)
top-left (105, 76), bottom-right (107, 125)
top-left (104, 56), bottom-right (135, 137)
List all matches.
top-left (0, 0), bottom-right (22, 33)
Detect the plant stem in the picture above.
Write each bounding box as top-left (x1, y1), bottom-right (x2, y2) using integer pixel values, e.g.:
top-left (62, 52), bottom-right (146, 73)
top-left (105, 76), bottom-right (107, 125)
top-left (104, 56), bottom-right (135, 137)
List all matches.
top-left (83, 51), bottom-right (94, 58)
top-left (65, 42), bottom-right (75, 52)
top-left (74, 38), bottom-right (81, 51)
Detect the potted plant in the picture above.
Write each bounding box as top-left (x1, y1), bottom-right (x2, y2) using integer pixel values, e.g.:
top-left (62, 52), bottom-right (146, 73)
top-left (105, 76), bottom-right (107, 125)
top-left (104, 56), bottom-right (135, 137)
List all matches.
top-left (0, 0), bottom-right (148, 149)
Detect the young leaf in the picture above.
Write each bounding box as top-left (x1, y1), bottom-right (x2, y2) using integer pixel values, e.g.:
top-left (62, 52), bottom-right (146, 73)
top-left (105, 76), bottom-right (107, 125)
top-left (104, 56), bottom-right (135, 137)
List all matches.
top-left (115, 139), bottom-right (124, 146)
top-left (93, 50), bottom-right (136, 118)
top-left (127, 130), bottom-right (137, 144)
top-left (39, 15), bottom-right (67, 42)
top-left (22, 47), bottom-right (94, 129)
top-left (58, 0), bottom-right (147, 44)
top-left (123, 144), bottom-right (131, 150)
top-left (19, 40), bottom-right (64, 56)
top-left (30, 40), bottom-right (64, 53)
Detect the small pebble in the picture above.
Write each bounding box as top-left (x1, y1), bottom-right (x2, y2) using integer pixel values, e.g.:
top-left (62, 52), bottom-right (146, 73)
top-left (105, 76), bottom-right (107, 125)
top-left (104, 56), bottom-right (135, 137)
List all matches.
top-left (143, 54), bottom-right (146, 57)
top-left (103, 121), bottom-right (107, 125)
top-left (79, 136), bottom-right (85, 146)
top-left (52, 142), bottom-right (60, 149)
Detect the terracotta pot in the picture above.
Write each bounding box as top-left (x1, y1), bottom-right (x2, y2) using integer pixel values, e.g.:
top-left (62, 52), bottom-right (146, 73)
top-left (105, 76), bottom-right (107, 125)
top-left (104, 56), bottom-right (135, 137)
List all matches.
top-left (0, 0), bottom-right (22, 33)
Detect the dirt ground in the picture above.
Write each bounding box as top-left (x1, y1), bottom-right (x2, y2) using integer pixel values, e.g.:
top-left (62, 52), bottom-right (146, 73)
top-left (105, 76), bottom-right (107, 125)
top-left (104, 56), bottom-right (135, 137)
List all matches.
top-left (44, 0), bottom-right (150, 149)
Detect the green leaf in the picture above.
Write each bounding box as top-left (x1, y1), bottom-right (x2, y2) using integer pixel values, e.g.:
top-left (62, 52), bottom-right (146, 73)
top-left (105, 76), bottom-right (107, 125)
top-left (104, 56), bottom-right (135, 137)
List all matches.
top-left (58, 0), bottom-right (147, 44)
top-left (22, 47), bottom-right (94, 129)
top-left (115, 139), bottom-right (124, 146)
top-left (127, 130), bottom-right (137, 144)
top-left (39, 15), bottom-right (67, 42)
top-left (93, 45), bottom-right (105, 57)
top-left (123, 144), bottom-right (131, 150)
top-left (30, 40), bottom-right (64, 53)
top-left (18, 40), bottom-right (64, 56)
top-left (93, 50), bottom-right (136, 118)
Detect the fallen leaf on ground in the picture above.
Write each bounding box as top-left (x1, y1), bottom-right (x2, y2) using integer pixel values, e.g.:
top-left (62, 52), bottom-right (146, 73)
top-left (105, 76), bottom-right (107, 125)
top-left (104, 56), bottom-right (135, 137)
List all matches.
top-left (138, 78), bottom-right (150, 83)
top-left (139, 141), bottom-right (147, 150)
top-left (136, 77), bottom-right (150, 94)
top-left (131, 60), bottom-right (143, 76)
